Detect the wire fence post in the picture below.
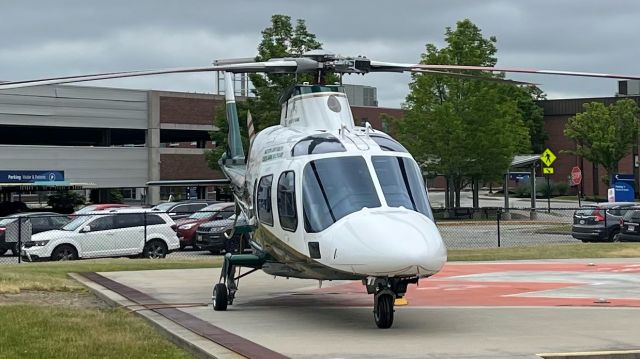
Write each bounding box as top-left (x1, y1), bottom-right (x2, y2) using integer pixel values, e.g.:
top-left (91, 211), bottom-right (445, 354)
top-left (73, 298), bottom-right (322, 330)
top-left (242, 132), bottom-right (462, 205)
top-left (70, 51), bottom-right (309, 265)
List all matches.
top-left (143, 212), bottom-right (148, 244)
top-left (497, 208), bottom-right (501, 248)
top-left (17, 216), bottom-right (22, 264)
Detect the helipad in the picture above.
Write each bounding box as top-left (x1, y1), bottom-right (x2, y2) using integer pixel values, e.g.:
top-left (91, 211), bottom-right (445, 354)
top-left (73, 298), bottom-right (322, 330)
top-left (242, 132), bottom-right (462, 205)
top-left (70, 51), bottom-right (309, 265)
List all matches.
top-left (77, 259), bottom-right (640, 358)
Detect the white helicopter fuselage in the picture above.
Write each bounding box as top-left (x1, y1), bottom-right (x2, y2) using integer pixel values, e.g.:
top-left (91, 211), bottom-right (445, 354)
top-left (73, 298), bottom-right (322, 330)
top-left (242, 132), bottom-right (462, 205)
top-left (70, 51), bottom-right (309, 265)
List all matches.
top-left (242, 86), bottom-right (447, 280)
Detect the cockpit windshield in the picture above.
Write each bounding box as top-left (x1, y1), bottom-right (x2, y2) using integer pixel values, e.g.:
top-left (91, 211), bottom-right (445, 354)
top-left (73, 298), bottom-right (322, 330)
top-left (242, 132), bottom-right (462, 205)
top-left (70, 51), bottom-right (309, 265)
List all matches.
top-left (303, 156), bottom-right (381, 233)
top-left (372, 156), bottom-right (434, 220)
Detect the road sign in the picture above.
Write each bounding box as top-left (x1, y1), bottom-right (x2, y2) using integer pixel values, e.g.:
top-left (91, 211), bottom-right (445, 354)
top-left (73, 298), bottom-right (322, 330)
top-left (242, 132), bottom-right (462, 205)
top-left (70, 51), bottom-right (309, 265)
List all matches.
top-left (543, 167), bottom-right (554, 174)
top-left (540, 148), bottom-right (556, 167)
top-left (571, 166), bottom-right (582, 186)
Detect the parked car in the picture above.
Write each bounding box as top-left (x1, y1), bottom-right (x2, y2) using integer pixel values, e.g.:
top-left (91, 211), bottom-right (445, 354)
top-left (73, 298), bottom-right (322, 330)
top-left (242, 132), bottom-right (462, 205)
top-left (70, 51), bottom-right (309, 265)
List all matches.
top-left (175, 202), bottom-right (235, 250)
top-left (618, 206), bottom-right (640, 242)
top-left (151, 200), bottom-right (218, 220)
top-left (74, 203), bottom-right (130, 214)
top-left (0, 212), bottom-right (70, 255)
top-left (21, 209), bottom-right (179, 261)
top-left (195, 214), bottom-right (250, 254)
top-left (571, 202), bottom-right (636, 242)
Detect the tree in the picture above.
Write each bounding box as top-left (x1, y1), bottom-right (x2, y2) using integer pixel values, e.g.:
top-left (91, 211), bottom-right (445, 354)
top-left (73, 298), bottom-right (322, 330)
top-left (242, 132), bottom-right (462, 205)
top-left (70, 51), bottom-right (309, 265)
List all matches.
top-left (398, 19), bottom-right (532, 207)
top-left (207, 14), bottom-right (329, 170)
top-left (564, 99), bottom-right (640, 187)
top-left (48, 190), bottom-right (85, 214)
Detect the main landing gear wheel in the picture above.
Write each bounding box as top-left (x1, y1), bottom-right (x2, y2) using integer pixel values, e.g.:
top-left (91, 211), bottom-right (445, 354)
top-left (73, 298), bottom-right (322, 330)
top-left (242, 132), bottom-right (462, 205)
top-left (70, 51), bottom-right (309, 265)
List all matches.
top-left (365, 276), bottom-right (418, 329)
top-left (374, 292), bottom-right (394, 329)
top-left (213, 283), bottom-right (228, 311)
top-left (212, 253), bottom-right (238, 311)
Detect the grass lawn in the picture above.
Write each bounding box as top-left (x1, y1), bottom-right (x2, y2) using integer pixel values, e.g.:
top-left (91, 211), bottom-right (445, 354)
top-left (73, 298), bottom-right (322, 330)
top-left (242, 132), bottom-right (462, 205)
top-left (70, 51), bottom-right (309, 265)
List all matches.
top-left (0, 257), bottom-right (222, 294)
top-left (0, 305), bottom-right (193, 359)
top-left (0, 257), bottom-right (224, 359)
top-left (448, 242), bottom-right (640, 261)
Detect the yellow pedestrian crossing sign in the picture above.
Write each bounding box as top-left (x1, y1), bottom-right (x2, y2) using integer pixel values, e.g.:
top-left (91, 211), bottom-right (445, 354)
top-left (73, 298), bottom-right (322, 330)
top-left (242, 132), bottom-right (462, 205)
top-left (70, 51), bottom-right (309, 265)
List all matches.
top-left (541, 148), bottom-right (556, 167)
top-left (543, 167), bottom-right (554, 174)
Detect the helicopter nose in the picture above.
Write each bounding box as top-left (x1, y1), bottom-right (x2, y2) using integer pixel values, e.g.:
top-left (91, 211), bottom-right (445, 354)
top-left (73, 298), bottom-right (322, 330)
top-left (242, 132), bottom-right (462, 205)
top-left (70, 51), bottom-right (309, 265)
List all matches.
top-left (326, 208), bottom-right (447, 277)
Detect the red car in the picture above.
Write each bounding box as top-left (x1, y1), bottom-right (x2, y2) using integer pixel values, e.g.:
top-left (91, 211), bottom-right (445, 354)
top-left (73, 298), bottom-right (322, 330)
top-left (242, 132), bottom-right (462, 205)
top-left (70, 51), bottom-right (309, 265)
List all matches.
top-left (74, 204), bottom-right (130, 214)
top-left (175, 202), bottom-right (235, 250)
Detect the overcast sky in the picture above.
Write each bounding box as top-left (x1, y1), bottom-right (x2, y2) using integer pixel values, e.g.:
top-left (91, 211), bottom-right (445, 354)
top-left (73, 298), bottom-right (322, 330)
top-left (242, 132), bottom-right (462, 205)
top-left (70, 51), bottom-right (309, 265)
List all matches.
top-left (2, 0), bottom-right (639, 107)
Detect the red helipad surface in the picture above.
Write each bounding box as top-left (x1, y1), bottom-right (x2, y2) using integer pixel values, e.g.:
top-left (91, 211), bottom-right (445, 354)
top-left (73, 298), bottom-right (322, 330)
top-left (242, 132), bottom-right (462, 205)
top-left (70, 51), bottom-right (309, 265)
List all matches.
top-left (302, 262), bottom-right (640, 308)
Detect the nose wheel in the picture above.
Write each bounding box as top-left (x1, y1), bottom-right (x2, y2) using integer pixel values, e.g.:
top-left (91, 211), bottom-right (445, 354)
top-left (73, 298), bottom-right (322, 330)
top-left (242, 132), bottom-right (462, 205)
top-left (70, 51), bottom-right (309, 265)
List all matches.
top-left (365, 276), bottom-right (418, 329)
top-left (374, 290), bottom-right (395, 329)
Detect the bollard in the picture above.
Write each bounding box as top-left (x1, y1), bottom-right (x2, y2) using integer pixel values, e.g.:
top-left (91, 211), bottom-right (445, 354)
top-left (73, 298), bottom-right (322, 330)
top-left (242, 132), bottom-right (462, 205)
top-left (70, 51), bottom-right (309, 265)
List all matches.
top-left (17, 217), bottom-right (22, 264)
top-left (497, 208), bottom-right (501, 248)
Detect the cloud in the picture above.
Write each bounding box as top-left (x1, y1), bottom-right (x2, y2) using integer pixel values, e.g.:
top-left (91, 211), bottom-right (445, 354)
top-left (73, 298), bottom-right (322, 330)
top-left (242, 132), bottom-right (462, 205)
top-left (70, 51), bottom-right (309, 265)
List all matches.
top-left (2, 0), bottom-right (640, 106)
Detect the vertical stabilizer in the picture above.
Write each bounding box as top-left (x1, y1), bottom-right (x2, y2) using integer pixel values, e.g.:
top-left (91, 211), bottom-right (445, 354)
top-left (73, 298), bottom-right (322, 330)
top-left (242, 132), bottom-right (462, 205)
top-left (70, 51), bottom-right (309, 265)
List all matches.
top-left (223, 72), bottom-right (245, 164)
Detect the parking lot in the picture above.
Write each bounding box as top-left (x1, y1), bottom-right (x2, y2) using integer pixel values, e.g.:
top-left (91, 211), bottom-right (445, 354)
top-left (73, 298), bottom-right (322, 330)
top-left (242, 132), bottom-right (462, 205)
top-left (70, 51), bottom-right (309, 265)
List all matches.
top-left (2, 198), bottom-right (636, 265)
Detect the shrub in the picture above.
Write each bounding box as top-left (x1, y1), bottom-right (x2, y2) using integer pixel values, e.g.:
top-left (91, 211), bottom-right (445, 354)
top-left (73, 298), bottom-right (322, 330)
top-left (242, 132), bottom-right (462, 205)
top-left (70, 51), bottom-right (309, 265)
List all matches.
top-left (537, 180), bottom-right (554, 198)
top-left (47, 191), bottom-right (86, 213)
top-left (514, 181), bottom-right (531, 197)
top-left (555, 182), bottom-right (569, 196)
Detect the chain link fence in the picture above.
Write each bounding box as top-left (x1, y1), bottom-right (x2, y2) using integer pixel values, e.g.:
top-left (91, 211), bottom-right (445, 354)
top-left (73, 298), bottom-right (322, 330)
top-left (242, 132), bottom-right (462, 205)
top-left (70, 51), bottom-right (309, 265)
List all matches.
top-left (435, 206), bottom-right (629, 249)
top-left (0, 210), bottom-right (248, 264)
top-left (0, 206), bottom-right (631, 264)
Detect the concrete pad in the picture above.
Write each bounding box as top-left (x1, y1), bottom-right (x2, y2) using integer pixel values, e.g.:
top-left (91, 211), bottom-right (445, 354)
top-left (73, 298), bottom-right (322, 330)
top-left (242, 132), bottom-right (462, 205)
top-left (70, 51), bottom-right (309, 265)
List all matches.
top-left (94, 261), bottom-right (640, 359)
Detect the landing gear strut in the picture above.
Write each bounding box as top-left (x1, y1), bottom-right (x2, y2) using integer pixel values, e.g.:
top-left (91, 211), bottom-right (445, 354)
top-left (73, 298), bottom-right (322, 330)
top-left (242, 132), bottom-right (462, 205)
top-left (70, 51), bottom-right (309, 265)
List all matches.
top-left (365, 276), bottom-right (418, 329)
top-left (212, 251), bottom-right (263, 311)
top-left (212, 253), bottom-right (236, 311)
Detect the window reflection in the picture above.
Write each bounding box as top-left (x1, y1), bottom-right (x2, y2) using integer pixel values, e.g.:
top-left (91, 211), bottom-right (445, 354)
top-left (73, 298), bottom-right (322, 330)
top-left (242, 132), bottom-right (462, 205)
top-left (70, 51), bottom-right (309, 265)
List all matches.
top-left (277, 171), bottom-right (298, 232)
top-left (292, 134), bottom-right (346, 157)
top-left (303, 157), bottom-right (380, 233)
top-left (372, 156), bottom-right (434, 220)
top-left (370, 135), bottom-right (408, 153)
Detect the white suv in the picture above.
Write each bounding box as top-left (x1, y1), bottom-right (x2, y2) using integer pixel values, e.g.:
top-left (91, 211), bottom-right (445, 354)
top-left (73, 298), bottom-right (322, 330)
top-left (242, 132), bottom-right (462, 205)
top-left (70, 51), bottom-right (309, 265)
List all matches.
top-left (21, 209), bottom-right (179, 261)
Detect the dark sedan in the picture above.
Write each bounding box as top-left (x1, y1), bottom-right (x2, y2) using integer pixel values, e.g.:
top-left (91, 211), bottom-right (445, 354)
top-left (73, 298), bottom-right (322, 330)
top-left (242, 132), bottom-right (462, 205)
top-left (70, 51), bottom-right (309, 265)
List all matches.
top-left (571, 203), bottom-right (635, 242)
top-left (195, 214), bottom-right (250, 254)
top-left (618, 207), bottom-right (640, 242)
top-left (0, 212), bottom-right (70, 255)
top-left (175, 202), bottom-right (234, 250)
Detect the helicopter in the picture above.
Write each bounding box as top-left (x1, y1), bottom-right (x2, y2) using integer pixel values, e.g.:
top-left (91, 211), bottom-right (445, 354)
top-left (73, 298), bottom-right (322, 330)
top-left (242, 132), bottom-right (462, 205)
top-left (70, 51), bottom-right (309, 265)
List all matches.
top-left (2, 51), bottom-right (640, 329)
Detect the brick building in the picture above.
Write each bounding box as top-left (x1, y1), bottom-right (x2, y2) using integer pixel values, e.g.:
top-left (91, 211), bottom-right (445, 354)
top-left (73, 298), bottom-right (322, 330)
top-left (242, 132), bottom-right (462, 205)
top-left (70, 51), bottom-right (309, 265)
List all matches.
top-left (540, 96), bottom-right (640, 197)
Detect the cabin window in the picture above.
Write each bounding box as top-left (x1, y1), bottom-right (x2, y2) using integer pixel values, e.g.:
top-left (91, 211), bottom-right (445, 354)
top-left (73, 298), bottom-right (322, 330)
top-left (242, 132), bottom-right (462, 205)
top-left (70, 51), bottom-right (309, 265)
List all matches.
top-left (277, 171), bottom-right (297, 232)
top-left (370, 135), bottom-right (408, 153)
top-left (371, 156), bottom-right (434, 220)
top-left (257, 175), bottom-right (274, 226)
top-left (292, 134), bottom-right (346, 156)
top-left (303, 156), bottom-right (380, 233)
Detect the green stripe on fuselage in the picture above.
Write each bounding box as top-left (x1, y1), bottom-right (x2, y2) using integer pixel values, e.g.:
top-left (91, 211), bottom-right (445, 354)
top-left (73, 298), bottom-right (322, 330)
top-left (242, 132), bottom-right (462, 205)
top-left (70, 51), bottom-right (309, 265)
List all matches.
top-left (254, 224), bottom-right (363, 280)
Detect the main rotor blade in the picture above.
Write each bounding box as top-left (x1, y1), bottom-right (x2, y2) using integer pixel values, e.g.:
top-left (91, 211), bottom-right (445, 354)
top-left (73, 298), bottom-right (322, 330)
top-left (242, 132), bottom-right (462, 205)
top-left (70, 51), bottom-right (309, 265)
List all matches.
top-left (370, 61), bottom-right (640, 80)
top-left (0, 59), bottom-right (311, 90)
top-left (413, 69), bottom-right (536, 85)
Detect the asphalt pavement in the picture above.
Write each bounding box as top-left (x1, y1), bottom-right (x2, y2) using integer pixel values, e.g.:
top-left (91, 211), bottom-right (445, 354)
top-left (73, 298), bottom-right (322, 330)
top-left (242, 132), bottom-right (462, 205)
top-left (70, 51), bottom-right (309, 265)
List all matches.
top-left (84, 261), bottom-right (640, 359)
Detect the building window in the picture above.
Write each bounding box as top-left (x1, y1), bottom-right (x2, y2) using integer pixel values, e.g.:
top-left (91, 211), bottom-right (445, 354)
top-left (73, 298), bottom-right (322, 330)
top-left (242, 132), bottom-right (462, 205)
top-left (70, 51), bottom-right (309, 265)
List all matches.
top-left (257, 175), bottom-right (273, 226)
top-left (277, 171), bottom-right (297, 232)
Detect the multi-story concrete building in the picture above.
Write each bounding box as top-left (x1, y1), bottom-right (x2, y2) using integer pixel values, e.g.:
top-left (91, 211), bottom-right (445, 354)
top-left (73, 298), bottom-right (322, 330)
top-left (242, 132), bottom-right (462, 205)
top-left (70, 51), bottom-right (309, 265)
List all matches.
top-left (0, 85), bottom-right (224, 204)
top-left (0, 83), bottom-right (398, 205)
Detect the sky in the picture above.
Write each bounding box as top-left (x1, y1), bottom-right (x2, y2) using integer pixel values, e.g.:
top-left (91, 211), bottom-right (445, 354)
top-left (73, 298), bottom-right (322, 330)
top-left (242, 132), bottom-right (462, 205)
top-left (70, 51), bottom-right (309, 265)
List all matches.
top-left (1, 0), bottom-right (639, 107)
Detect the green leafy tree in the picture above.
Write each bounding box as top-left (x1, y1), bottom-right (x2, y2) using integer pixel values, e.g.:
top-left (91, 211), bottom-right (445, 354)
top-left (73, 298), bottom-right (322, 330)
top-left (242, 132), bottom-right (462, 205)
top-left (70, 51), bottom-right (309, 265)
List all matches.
top-left (207, 14), bottom-right (330, 169)
top-left (48, 190), bottom-right (85, 214)
top-left (564, 99), bottom-right (640, 186)
top-left (398, 19), bottom-right (532, 207)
